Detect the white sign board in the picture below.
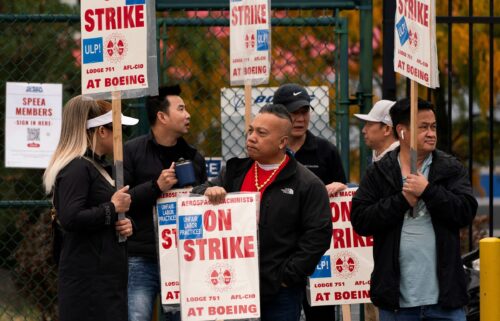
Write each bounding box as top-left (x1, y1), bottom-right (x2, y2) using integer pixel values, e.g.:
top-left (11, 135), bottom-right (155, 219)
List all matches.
top-left (177, 193), bottom-right (260, 321)
top-left (394, 0), bottom-right (439, 88)
top-left (81, 0), bottom-right (150, 95)
top-left (221, 86), bottom-right (334, 160)
top-left (156, 188), bottom-right (192, 305)
top-left (230, 0), bottom-right (270, 86)
top-left (307, 188), bottom-right (374, 306)
top-left (5, 82), bottom-right (62, 168)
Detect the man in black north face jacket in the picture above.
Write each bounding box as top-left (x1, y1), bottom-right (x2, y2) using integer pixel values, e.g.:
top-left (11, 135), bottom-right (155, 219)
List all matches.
top-left (193, 104), bottom-right (331, 321)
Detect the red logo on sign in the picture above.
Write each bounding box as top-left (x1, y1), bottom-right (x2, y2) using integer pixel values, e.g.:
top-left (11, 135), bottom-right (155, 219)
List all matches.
top-left (333, 251), bottom-right (359, 279)
top-left (105, 33), bottom-right (128, 63)
top-left (408, 29), bottom-right (418, 49)
top-left (245, 33), bottom-right (255, 49)
top-left (206, 263), bottom-right (235, 292)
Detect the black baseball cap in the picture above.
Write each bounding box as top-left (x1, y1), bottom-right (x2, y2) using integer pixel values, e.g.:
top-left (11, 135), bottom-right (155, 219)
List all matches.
top-left (273, 83), bottom-right (313, 113)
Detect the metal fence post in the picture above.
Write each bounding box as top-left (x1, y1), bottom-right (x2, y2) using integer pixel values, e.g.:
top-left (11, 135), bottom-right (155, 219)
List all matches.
top-left (358, 0), bottom-right (373, 178)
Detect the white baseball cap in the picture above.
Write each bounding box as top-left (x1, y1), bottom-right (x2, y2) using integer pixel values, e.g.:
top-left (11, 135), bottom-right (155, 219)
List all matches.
top-left (354, 100), bottom-right (396, 126)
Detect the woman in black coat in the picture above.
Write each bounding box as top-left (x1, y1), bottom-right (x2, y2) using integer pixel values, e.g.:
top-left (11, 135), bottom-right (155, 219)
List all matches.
top-left (43, 97), bottom-right (137, 321)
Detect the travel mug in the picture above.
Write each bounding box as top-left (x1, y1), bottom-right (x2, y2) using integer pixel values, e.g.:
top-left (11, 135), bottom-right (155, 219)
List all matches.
top-left (175, 158), bottom-right (196, 187)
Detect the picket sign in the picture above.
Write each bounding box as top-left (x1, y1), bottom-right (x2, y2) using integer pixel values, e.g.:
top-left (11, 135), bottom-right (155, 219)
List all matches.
top-left (80, 0), bottom-right (159, 241)
top-left (156, 188), bottom-right (193, 306)
top-left (306, 188), bottom-right (372, 321)
top-left (230, 0), bottom-right (271, 130)
top-left (177, 193), bottom-right (261, 321)
top-left (394, 0), bottom-right (439, 173)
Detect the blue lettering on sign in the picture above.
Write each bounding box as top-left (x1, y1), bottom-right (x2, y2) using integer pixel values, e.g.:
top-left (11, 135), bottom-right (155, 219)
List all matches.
top-left (396, 16), bottom-right (409, 46)
top-left (205, 158), bottom-right (222, 178)
top-left (256, 29), bottom-right (269, 51)
top-left (310, 255), bottom-right (332, 278)
top-left (126, 0), bottom-right (145, 5)
top-left (82, 37), bottom-right (103, 64)
top-left (232, 93), bottom-right (318, 111)
top-left (26, 86), bottom-right (43, 93)
top-left (157, 202), bottom-right (177, 226)
top-left (179, 214), bottom-right (203, 240)
top-left (254, 95), bottom-right (273, 104)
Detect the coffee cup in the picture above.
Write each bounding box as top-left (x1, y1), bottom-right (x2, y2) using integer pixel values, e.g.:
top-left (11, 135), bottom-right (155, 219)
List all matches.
top-left (175, 159), bottom-right (195, 187)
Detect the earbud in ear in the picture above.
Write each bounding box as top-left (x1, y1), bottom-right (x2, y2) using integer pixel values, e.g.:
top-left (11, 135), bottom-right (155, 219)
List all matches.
top-left (401, 130), bottom-right (405, 140)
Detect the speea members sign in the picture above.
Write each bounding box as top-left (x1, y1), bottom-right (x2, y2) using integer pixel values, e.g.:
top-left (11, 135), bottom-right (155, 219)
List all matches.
top-left (394, 0), bottom-right (439, 88)
top-left (230, 0), bottom-right (270, 86)
top-left (81, 0), bottom-right (150, 95)
top-left (5, 82), bottom-right (62, 168)
top-left (307, 187), bottom-right (374, 306)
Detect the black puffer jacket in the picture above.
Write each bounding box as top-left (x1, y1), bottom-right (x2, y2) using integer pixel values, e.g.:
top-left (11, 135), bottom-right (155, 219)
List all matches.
top-left (193, 155), bottom-right (331, 303)
top-left (351, 148), bottom-right (478, 310)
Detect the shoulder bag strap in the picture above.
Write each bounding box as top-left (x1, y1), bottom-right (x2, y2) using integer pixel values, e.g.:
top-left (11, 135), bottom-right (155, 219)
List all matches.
top-left (83, 156), bottom-right (116, 187)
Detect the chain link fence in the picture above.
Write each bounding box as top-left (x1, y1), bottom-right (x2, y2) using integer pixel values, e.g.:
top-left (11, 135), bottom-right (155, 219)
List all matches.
top-left (0, 5), bottom-right (359, 320)
top-left (157, 9), bottom-right (348, 160)
top-left (0, 12), bottom-right (77, 321)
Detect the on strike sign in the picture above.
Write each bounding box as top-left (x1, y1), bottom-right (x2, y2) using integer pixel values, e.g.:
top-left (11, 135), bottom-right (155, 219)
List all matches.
top-left (230, 0), bottom-right (270, 86)
top-left (177, 193), bottom-right (260, 321)
top-left (81, 0), bottom-right (149, 95)
top-left (156, 188), bottom-right (192, 306)
top-left (394, 0), bottom-right (439, 88)
top-left (307, 188), bottom-right (374, 306)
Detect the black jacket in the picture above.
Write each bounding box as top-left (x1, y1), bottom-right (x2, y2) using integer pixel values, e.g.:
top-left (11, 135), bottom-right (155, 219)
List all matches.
top-left (294, 130), bottom-right (346, 184)
top-left (124, 132), bottom-right (206, 258)
top-left (193, 155), bottom-right (331, 303)
top-left (351, 148), bottom-right (478, 310)
top-left (55, 153), bottom-right (127, 321)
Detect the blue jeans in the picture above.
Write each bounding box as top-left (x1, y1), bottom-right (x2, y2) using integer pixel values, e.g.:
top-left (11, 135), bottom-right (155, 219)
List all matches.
top-left (261, 286), bottom-right (304, 321)
top-left (128, 257), bottom-right (180, 321)
top-left (379, 304), bottom-right (466, 321)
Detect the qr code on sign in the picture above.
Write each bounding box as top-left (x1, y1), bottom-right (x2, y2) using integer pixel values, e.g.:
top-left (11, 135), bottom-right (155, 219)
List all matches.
top-left (27, 128), bottom-right (40, 141)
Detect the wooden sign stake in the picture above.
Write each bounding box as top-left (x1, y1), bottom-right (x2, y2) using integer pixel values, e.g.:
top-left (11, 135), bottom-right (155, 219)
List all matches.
top-left (112, 90), bottom-right (126, 243)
